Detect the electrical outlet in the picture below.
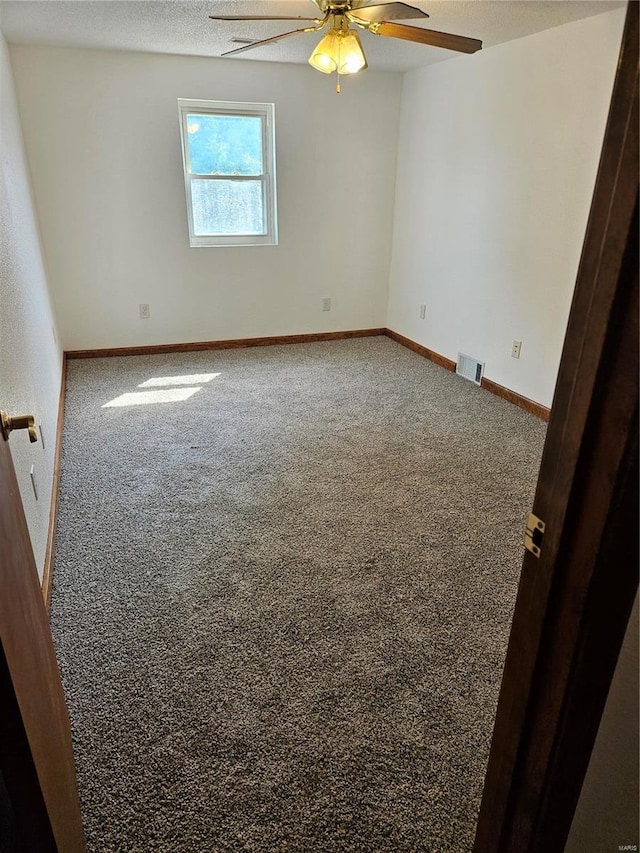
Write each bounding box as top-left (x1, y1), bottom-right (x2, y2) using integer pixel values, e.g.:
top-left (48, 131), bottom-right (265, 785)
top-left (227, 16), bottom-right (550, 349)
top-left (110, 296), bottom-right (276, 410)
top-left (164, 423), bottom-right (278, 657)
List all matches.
top-left (512, 340), bottom-right (522, 359)
top-left (419, 304), bottom-right (426, 320)
top-left (322, 297), bottom-right (331, 312)
top-left (139, 303), bottom-right (150, 319)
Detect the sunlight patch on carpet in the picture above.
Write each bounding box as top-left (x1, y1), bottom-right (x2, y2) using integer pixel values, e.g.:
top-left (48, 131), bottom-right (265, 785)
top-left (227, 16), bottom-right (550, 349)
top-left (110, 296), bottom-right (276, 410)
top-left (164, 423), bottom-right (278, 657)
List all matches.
top-left (138, 373), bottom-right (220, 387)
top-left (102, 387), bottom-right (201, 407)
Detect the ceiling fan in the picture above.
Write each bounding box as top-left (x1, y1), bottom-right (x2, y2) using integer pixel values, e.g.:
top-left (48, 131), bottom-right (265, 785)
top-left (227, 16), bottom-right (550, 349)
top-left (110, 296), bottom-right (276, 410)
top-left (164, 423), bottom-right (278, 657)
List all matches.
top-left (209, 1), bottom-right (482, 91)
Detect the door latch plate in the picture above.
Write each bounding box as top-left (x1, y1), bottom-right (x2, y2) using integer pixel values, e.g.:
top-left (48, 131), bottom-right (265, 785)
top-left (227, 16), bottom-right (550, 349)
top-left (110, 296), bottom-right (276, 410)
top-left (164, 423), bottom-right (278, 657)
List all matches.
top-left (525, 512), bottom-right (545, 558)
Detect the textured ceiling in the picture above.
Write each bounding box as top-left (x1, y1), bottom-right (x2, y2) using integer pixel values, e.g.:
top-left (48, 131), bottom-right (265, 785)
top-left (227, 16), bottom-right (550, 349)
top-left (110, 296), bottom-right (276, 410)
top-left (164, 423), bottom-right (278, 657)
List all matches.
top-left (0, 0), bottom-right (624, 72)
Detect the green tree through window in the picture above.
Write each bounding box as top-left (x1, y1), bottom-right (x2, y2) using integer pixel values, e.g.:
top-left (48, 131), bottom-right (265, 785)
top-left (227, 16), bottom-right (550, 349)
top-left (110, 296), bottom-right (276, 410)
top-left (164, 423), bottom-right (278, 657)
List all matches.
top-left (186, 115), bottom-right (263, 176)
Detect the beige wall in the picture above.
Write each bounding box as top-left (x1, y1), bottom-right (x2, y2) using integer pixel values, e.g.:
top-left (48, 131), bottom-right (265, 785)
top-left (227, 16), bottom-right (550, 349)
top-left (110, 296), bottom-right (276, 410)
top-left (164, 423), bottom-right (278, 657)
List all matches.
top-left (9, 45), bottom-right (402, 351)
top-left (0, 31), bottom-right (62, 580)
top-left (387, 8), bottom-right (626, 407)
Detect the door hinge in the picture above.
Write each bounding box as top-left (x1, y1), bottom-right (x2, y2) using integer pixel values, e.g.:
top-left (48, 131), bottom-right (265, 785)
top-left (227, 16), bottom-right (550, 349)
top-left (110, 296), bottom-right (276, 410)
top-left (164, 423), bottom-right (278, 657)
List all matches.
top-left (524, 512), bottom-right (545, 558)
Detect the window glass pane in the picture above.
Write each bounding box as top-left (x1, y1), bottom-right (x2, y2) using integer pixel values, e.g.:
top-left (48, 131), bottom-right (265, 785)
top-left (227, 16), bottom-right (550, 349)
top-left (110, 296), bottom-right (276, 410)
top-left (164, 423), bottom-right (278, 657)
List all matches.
top-left (186, 114), bottom-right (263, 176)
top-left (191, 179), bottom-right (265, 236)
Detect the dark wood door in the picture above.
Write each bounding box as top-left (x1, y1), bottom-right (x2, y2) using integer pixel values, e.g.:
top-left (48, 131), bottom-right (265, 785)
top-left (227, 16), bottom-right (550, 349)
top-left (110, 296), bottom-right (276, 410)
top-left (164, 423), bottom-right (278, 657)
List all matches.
top-left (0, 431), bottom-right (85, 852)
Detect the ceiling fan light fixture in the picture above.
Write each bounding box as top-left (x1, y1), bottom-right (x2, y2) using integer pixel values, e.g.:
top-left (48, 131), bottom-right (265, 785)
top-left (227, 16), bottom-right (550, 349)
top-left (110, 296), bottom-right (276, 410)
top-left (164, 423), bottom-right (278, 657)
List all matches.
top-left (308, 29), bottom-right (340, 73)
top-left (337, 29), bottom-right (367, 74)
top-left (308, 26), bottom-right (367, 76)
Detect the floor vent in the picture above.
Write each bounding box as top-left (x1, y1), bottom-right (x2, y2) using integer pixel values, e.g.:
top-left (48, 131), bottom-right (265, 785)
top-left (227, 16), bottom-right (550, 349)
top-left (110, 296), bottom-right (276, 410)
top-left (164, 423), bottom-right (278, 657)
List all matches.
top-left (457, 353), bottom-right (484, 385)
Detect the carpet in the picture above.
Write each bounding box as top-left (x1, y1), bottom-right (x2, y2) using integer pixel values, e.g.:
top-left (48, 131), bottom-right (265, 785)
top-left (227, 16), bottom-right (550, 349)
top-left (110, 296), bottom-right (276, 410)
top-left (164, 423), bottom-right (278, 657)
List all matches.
top-left (50, 336), bottom-right (546, 852)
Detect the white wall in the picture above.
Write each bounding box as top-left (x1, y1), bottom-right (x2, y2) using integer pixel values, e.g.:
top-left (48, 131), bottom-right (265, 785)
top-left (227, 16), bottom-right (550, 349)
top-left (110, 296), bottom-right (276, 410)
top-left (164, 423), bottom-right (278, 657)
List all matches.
top-left (0, 32), bottom-right (62, 580)
top-left (387, 8), bottom-right (626, 408)
top-left (8, 46), bottom-right (401, 351)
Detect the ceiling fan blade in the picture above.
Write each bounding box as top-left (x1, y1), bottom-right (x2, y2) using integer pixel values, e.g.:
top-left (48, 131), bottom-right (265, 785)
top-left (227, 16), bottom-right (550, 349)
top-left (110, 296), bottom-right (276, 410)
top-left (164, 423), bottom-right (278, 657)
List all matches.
top-left (210, 15), bottom-right (322, 22)
top-left (372, 21), bottom-right (482, 53)
top-left (348, 3), bottom-right (429, 24)
top-left (220, 24), bottom-right (324, 57)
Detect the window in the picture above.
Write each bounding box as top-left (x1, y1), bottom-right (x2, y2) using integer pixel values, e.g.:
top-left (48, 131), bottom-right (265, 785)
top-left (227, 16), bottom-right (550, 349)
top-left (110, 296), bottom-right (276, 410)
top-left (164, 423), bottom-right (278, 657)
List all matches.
top-left (178, 99), bottom-right (277, 247)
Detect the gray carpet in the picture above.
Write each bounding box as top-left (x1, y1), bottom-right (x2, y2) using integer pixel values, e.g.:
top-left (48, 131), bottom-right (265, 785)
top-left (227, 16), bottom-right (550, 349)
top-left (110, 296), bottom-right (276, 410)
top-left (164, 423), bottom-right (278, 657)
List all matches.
top-left (50, 336), bottom-right (546, 852)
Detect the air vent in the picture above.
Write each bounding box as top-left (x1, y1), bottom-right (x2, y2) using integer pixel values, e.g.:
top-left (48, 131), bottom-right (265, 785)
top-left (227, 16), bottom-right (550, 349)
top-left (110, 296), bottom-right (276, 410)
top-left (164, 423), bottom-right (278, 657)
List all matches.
top-left (457, 352), bottom-right (484, 385)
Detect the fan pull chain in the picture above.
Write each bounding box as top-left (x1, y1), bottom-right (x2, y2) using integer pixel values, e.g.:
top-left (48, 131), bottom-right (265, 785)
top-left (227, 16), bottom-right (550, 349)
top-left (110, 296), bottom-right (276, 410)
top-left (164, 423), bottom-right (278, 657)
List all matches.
top-left (336, 71), bottom-right (341, 94)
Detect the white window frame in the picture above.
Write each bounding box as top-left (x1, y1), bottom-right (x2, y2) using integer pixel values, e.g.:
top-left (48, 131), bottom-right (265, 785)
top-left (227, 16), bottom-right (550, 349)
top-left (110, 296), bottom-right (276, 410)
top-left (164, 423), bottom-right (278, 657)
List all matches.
top-left (177, 99), bottom-right (278, 248)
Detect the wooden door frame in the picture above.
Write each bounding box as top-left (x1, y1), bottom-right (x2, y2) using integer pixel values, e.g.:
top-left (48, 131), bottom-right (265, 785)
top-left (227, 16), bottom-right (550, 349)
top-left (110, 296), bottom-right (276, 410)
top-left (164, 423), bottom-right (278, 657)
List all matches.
top-left (0, 440), bottom-right (86, 850)
top-left (474, 4), bottom-right (638, 851)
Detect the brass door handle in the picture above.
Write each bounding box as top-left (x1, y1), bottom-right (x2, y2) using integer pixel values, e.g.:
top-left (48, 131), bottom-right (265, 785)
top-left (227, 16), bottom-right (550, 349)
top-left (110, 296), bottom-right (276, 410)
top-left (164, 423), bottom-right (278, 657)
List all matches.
top-left (1, 411), bottom-right (38, 443)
